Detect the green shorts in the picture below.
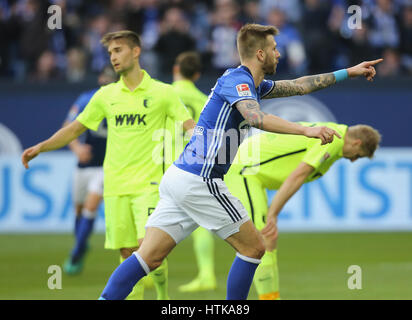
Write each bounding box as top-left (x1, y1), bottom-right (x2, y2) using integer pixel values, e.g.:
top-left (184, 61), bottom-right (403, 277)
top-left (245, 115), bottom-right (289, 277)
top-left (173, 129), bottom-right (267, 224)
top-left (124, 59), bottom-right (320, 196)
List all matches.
top-left (103, 191), bottom-right (159, 250)
top-left (225, 173), bottom-right (268, 230)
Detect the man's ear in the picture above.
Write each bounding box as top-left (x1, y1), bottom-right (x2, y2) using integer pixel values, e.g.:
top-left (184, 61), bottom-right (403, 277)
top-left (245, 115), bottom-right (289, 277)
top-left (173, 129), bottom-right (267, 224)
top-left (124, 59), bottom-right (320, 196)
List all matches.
top-left (133, 46), bottom-right (141, 59)
top-left (256, 49), bottom-right (265, 63)
top-left (354, 139), bottom-right (362, 147)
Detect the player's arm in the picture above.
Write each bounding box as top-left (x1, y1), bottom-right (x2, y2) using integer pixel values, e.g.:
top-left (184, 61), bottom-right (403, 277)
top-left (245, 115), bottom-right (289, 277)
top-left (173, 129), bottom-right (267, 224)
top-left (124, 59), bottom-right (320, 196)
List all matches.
top-left (235, 99), bottom-right (340, 144)
top-left (62, 120), bottom-right (92, 164)
top-left (22, 120), bottom-right (88, 169)
top-left (183, 118), bottom-right (196, 138)
top-left (263, 59), bottom-right (383, 98)
top-left (261, 162), bottom-right (314, 245)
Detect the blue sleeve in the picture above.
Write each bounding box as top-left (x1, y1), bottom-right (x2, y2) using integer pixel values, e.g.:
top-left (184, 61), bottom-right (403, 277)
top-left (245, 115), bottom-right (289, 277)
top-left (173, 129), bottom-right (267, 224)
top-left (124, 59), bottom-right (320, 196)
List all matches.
top-left (218, 72), bottom-right (258, 107)
top-left (66, 90), bottom-right (96, 122)
top-left (259, 79), bottom-right (275, 98)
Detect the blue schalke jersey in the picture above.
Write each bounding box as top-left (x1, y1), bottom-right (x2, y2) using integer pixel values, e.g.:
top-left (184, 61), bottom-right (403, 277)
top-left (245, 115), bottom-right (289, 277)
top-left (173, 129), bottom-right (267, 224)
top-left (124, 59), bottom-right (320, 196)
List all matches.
top-left (66, 88), bottom-right (107, 168)
top-left (175, 65), bottom-right (275, 179)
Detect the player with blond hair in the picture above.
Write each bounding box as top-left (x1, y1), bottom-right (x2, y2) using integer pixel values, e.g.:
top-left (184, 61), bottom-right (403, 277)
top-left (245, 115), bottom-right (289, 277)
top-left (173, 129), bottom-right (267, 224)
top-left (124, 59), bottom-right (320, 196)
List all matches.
top-left (179, 122), bottom-right (381, 297)
top-left (226, 122), bottom-right (381, 299)
top-left (96, 23), bottom-right (382, 300)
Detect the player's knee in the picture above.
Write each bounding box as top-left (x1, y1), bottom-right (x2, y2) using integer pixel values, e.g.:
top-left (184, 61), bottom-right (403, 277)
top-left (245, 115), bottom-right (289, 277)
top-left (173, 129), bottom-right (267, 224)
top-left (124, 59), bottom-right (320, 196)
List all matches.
top-left (138, 250), bottom-right (165, 271)
top-left (120, 248), bottom-right (137, 260)
top-left (147, 259), bottom-right (163, 271)
top-left (239, 241), bottom-right (265, 260)
top-left (255, 242), bottom-right (266, 260)
top-left (84, 204), bottom-right (99, 214)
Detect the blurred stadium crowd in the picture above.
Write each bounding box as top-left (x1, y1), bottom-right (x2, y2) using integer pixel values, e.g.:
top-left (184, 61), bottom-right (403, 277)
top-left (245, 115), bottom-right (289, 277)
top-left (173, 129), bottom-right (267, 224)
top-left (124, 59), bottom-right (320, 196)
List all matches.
top-left (0, 0), bottom-right (411, 82)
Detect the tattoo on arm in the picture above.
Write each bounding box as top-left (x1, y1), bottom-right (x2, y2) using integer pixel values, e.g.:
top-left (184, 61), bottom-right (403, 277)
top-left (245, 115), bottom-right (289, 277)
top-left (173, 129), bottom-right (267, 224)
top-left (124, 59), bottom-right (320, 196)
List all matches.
top-left (235, 99), bottom-right (267, 130)
top-left (264, 73), bottom-right (336, 98)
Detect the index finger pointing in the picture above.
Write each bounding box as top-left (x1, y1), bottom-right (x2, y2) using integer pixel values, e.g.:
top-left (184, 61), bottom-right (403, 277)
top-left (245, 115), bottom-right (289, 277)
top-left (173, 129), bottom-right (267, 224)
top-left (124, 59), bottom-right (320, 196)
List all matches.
top-left (366, 58), bottom-right (384, 66)
top-left (333, 130), bottom-right (342, 139)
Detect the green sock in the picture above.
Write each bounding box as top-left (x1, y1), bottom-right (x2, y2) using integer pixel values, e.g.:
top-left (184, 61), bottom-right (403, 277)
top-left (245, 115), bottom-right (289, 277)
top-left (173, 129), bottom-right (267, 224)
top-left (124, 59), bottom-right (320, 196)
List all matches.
top-left (192, 227), bottom-right (215, 280)
top-left (149, 258), bottom-right (169, 300)
top-left (120, 256), bottom-right (144, 300)
top-left (253, 249), bottom-right (280, 300)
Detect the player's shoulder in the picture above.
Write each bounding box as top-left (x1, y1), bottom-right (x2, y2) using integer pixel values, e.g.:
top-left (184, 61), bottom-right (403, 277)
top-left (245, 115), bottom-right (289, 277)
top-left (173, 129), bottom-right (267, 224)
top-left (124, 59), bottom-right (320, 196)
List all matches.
top-left (214, 67), bottom-right (254, 97)
top-left (84, 82), bottom-right (115, 103)
top-left (74, 88), bottom-right (98, 108)
top-left (151, 78), bottom-right (175, 91)
top-left (97, 81), bottom-right (119, 94)
top-left (219, 66), bottom-right (252, 84)
top-left (176, 81), bottom-right (207, 100)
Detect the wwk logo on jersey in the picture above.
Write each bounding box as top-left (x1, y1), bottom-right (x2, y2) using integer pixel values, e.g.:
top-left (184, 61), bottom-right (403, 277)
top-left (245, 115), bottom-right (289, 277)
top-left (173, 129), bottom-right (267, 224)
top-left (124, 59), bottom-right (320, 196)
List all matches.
top-left (115, 113), bottom-right (147, 126)
top-left (236, 84), bottom-right (252, 97)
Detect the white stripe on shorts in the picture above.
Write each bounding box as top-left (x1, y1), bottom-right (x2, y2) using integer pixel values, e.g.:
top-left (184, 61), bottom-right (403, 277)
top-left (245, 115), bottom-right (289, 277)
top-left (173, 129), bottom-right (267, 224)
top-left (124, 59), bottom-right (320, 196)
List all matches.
top-left (204, 178), bottom-right (241, 223)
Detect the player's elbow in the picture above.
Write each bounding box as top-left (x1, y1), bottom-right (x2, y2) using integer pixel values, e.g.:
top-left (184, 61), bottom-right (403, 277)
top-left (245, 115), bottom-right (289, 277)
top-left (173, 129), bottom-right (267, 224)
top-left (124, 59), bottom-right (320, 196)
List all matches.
top-left (292, 163), bottom-right (314, 181)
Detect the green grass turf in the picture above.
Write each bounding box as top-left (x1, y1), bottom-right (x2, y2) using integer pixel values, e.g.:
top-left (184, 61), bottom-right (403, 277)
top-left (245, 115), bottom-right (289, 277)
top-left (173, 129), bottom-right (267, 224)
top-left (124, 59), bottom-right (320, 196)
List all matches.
top-left (0, 232), bottom-right (411, 300)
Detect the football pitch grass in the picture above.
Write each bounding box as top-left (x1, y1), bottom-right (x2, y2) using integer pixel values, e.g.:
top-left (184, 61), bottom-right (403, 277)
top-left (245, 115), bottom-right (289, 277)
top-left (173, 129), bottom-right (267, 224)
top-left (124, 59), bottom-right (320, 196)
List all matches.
top-left (1, 232), bottom-right (411, 300)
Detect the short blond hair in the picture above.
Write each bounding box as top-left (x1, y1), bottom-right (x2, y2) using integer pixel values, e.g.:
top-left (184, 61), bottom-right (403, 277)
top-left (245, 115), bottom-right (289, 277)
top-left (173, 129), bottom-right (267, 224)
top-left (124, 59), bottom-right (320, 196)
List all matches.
top-left (100, 30), bottom-right (141, 48)
top-left (348, 125), bottom-right (382, 158)
top-left (237, 23), bottom-right (279, 60)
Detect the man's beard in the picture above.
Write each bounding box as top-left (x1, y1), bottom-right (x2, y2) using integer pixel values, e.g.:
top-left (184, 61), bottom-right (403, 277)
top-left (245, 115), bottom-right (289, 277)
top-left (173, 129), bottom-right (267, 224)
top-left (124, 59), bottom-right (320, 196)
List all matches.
top-left (263, 57), bottom-right (276, 75)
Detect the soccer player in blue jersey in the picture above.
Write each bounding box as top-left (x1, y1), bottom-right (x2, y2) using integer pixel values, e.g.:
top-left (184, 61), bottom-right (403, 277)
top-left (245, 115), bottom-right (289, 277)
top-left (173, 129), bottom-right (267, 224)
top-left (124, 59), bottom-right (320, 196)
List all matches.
top-left (63, 66), bottom-right (117, 274)
top-left (98, 24), bottom-right (382, 300)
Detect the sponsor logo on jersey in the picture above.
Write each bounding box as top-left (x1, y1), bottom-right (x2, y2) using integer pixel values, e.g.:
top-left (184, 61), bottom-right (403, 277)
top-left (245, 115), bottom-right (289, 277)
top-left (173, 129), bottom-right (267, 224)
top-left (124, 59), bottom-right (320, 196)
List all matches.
top-left (115, 113), bottom-right (147, 126)
top-left (236, 84), bottom-right (252, 97)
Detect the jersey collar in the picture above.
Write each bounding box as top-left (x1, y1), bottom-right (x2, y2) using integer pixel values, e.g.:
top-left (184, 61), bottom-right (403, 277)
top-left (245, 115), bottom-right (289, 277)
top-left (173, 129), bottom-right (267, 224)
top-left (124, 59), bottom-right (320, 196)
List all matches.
top-left (119, 69), bottom-right (151, 92)
top-left (239, 65), bottom-right (253, 77)
top-left (238, 65), bottom-right (258, 89)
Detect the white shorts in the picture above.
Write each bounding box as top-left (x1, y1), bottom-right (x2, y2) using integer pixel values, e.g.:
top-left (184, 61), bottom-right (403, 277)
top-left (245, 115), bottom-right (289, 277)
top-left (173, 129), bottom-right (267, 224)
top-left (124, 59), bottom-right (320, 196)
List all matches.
top-left (72, 167), bottom-right (104, 205)
top-left (146, 164), bottom-right (249, 244)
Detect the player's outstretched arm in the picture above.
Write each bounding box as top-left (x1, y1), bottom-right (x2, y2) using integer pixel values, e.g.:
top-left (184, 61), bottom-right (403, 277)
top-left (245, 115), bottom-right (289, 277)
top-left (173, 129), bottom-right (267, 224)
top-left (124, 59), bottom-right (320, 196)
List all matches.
top-left (22, 120), bottom-right (88, 169)
top-left (261, 162), bottom-right (314, 248)
top-left (62, 120), bottom-right (93, 164)
top-left (263, 58), bottom-right (383, 98)
top-left (235, 99), bottom-right (341, 144)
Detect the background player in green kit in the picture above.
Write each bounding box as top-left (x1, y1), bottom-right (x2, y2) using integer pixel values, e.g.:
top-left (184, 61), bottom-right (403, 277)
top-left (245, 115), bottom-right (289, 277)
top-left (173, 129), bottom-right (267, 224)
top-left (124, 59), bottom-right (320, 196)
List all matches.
top-left (181, 121), bottom-right (381, 298)
top-left (21, 30), bottom-right (195, 300)
top-left (165, 51), bottom-right (218, 292)
top-left (164, 51), bottom-right (207, 166)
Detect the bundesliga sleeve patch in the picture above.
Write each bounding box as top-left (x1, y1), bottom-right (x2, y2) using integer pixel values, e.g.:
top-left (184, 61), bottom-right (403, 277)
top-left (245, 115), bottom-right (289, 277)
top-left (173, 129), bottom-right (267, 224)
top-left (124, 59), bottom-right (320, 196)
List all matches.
top-left (236, 84), bottom-right (252, 97)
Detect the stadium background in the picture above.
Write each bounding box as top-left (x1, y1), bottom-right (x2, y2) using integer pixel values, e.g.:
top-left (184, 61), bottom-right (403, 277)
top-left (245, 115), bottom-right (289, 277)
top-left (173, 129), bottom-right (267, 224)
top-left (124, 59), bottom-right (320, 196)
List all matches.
top-left (1, 0), bottom-right (412, 299)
